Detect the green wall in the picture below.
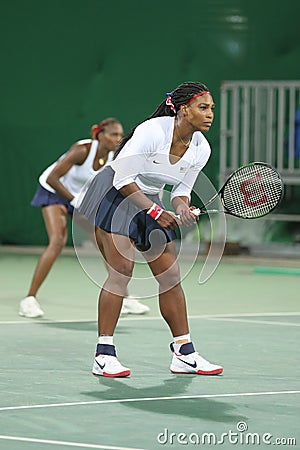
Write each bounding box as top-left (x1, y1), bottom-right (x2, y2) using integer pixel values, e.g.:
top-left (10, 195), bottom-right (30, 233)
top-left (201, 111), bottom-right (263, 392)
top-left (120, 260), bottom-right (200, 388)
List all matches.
top-left (1, 0), bottom-right (300, 244)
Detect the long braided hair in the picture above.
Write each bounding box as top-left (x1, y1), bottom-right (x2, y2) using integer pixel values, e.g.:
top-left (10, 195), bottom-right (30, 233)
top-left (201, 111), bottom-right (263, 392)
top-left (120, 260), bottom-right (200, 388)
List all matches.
top-left (113, 81), bottom-right (209, 159)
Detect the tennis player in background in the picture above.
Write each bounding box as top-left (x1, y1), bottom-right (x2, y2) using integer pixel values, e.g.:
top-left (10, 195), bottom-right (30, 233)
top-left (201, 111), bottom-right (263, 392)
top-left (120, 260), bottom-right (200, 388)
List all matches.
top-left (19, 118), bottom-right (150, 318)
top-left (78, 82), bottom-right (223, 377)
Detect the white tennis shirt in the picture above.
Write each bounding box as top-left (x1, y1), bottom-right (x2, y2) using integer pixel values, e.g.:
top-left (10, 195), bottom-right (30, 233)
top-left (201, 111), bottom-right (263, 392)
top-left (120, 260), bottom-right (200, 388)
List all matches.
top-left (39, 140), bottom-right (114, 196)
top-left (110, 116), bottom-right (211, 201)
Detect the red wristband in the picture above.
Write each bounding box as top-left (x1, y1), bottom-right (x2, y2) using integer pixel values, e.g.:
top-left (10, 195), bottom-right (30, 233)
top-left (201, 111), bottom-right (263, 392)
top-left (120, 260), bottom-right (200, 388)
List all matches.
top-left (147, 203), bottom-right (163, 220)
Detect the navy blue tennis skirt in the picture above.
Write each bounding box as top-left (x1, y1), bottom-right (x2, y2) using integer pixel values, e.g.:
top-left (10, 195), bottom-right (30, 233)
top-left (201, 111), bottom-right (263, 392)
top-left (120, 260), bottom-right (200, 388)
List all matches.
top-left (78, 166), bottom-right (176, 251)
top-left (31, 183), bottom-right (74, 215)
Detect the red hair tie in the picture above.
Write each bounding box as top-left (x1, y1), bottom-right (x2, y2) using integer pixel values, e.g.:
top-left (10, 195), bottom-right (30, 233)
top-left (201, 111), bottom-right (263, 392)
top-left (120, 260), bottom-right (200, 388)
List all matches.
top-left (91, 123), bottom-right (105, 139)
top-left (166, 96), bottom-right (176, 114)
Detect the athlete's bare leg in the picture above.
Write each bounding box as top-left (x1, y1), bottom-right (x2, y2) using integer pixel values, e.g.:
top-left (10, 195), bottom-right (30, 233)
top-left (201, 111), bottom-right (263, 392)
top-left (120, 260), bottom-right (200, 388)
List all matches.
top-left (27, 204), bottom-right (68, 296)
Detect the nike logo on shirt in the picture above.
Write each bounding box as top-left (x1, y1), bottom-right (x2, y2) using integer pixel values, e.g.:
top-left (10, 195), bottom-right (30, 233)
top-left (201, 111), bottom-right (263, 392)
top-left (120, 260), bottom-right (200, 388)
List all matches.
top-left (152, 160), bottom-right (161, 164)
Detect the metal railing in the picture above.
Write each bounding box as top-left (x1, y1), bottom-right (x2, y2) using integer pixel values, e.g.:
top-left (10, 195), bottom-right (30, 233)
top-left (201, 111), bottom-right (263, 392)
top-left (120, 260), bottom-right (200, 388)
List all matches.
top-left (220, 81), bottom-right (300, 187)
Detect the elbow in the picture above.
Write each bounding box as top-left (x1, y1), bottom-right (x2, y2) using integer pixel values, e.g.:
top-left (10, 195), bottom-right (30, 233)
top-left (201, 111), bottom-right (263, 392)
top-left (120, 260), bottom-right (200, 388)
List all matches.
top-left (46, 173), bottom-right (56, 190)
top-left (114, 178), bottom-right (135, 192)
top-left (119, 184), bottom-right (134, 196)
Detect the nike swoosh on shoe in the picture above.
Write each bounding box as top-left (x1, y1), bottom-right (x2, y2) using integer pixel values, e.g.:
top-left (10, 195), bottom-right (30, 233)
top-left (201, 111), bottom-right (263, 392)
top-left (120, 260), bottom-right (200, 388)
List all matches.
top-left (177, 358), bottom-right (197, 368)
top-left (95, 360), bottom-right (105, 370)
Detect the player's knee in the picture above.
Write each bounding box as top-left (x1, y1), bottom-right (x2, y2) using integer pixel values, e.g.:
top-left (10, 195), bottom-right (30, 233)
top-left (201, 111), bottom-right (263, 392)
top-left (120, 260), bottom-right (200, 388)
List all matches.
top-left (104, 263), bottom-right (133, 296)
top-left (108, 262), bottom-right (134, 282)
top-left (49, 235), bottom-right (67, 252)
top-left (157, 266), bottom-right (181, 290)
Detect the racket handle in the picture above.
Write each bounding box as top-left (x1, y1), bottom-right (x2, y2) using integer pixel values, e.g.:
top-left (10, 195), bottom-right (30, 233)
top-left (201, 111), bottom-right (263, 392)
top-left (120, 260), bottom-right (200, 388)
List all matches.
top-left (191, 208), bottom-right (201, 217)
top-left (175, 208), bottom-right (201, 219)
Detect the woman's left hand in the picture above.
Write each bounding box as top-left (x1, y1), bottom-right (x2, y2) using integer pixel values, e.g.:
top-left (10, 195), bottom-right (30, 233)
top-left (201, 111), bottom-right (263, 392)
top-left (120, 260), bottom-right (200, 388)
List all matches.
top-left (178, 206), bottom-right (198, 226)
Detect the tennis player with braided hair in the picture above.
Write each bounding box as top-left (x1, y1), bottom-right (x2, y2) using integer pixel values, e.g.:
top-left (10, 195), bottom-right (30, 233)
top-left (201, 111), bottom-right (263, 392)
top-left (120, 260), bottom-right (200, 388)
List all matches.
top-left (79, 81), bottom-right (223, 377)
top-left (19, 118), bottom-right (150, 318)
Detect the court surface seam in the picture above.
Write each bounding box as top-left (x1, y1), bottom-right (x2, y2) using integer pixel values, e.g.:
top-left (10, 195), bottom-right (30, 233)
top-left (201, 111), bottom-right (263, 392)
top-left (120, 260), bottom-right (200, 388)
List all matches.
top-left (1, 390), bottom-right (300, 412)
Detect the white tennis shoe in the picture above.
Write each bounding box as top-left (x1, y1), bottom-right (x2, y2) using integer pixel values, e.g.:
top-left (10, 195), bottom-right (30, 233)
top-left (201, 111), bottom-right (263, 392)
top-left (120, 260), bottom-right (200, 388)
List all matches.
top-left (19, 296), bottom-right (44, 318)
top-left (121, 296), bottom-right (150, 315)
top-left (170, 343), bottom-right (223, 375)
top-left (93, 354), bottom-right (131, 378)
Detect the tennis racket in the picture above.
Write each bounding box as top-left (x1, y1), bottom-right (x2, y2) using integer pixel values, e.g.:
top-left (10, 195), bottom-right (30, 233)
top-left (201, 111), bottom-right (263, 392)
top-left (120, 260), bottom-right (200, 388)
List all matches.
top-left (189, 162), bottom-right (284, 219)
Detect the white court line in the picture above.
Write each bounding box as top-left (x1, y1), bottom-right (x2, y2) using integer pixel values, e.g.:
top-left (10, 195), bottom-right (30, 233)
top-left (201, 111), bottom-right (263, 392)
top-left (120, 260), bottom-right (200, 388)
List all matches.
top-left (206, 318), bottom-right (300, 327)
top-left (1, 311), bottom-right (300, 325)
top-left (0, 435), bottom-right (146, 450)
top-left (1, 390), bottom-right (300, 412)
top-left (190, 312), bottom-right (300, 318)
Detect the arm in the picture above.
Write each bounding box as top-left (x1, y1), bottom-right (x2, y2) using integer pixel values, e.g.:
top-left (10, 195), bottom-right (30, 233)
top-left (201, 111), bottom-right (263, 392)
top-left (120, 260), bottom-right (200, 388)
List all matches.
top-left (170, 138), bottom-right (211, 225)
top-left (46, 143), bottom-right (88, 202)
top-left (172, 196), bottom-right (190, 215)
top-left (169, 169), bottom-right (201, 227)
top-left (112, 120), bottom-right (179, 230)
top-left (172, 196), bottom-right (198, 226)
top-left (120, 183), bottom-right (179, 230)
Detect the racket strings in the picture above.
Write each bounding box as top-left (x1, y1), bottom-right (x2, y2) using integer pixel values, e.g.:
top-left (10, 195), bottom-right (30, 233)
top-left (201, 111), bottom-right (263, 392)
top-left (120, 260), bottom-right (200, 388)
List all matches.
top-left (222, 165), bottom-right (283, 219)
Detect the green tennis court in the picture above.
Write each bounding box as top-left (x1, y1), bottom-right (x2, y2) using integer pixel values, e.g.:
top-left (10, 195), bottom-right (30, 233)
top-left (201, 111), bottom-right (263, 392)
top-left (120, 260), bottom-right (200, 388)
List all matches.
top-left (0, 247), bottom-right (299, 449)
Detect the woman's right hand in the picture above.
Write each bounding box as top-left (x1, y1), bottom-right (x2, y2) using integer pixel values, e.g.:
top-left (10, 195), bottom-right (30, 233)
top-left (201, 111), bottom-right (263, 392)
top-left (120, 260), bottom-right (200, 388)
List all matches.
top-left (157, 210), bottom-right (179, 230)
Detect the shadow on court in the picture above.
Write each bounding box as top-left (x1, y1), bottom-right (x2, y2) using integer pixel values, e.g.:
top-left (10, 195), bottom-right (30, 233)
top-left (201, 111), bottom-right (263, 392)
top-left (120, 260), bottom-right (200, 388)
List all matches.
top-left (82, 376), bottom-right (248, 424)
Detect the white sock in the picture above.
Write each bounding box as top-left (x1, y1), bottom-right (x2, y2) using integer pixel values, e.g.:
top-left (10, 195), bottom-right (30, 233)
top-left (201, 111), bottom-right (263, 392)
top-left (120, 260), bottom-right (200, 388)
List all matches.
top-left (173, 333), bottom-right (191, 344)
top-left (98, 335), bottom-right (114, 345)
top-left (173, 333), bottom-right (191, 354)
